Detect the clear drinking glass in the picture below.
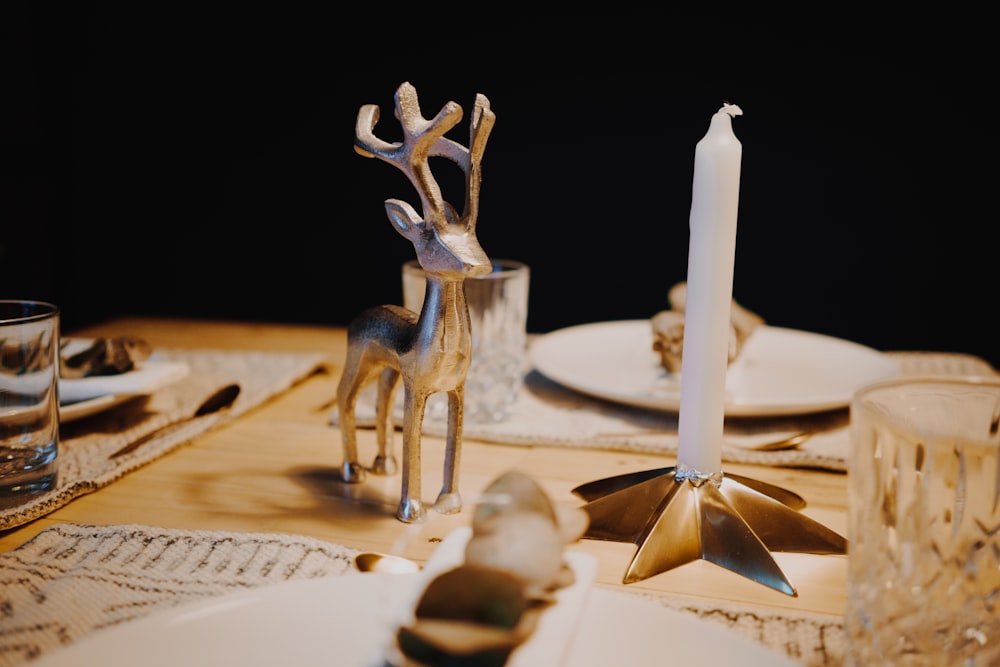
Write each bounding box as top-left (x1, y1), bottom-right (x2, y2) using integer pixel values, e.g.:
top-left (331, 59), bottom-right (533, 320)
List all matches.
top-left (402, 259), bottom-right (530, 423)
top-left (846, 376), bottom-right (1000, 666)
top-left (0, 300), bottom-right (60, 504)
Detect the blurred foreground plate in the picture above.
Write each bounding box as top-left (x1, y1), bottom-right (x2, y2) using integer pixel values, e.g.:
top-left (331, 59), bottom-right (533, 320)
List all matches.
top-left (530, 321), bottom-right (900, 417)
top-left (30, 535), bottom-right (796, 667)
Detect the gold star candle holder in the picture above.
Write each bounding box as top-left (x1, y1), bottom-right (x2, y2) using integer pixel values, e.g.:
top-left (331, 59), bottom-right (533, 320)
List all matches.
top-left (572, 465), bottom-right (846, 596)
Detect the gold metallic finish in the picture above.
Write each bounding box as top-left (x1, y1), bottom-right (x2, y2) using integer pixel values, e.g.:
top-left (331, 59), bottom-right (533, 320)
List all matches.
top-left (354, 552), bottom-right (423, 574)
top-left (573, 467), bottom-right (846, 595)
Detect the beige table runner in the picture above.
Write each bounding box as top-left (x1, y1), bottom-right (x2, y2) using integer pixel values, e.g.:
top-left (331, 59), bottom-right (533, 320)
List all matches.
top-left (335, 350), bottom-right (997, 472)
top-left (0, 348), bottom-right (330, 531)
top-left (0, 522), bottom-right (845, 667)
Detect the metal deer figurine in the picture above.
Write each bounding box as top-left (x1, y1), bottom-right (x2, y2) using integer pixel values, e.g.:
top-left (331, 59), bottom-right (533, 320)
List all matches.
top-left (336, 82), bottom-right (495, 523)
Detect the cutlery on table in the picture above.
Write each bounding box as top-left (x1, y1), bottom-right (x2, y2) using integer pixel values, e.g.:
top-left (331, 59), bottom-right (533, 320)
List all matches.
top-left (109, 383), bottom-right (241, 459)
top-left (354, 552), bottom-right (422, 574)
top-left (593, 429), bottom-right (814, 452)
top-left (735, 431), bottom-right (814, 452)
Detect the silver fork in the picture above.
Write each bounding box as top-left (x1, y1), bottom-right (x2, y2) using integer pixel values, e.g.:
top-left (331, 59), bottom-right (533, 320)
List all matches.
top-left (593, 429), bottom-right (814, 451)
top-left (739, 431), bottom-right (814, 451)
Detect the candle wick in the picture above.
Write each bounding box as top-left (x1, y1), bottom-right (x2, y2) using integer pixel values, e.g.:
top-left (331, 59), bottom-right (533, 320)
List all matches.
top-left (720, 102), bottom-right (743, 117)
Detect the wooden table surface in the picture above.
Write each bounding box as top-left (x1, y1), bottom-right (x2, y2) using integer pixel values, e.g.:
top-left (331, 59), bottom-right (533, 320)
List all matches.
top-left (0, 317), bottom-right (849, 619)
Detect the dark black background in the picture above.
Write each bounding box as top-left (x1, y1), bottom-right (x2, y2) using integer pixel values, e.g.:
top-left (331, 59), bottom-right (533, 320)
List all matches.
top-left (3, 8), bottom-right (997, 369)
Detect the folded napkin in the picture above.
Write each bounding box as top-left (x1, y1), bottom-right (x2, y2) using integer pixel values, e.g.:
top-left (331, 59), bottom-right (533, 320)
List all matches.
top-left (0, 522), bottom-right (845, 667)
top-left (0, 347), bottom-right (329, 531)
top-left (332, 348), bottom-right (997, 473)
top-left (381, 526), bottom-right (598, 667)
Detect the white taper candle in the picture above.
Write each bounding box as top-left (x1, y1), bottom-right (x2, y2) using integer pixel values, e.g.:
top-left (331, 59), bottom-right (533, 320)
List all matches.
top-left (676, 103), bottom-right (743, 477)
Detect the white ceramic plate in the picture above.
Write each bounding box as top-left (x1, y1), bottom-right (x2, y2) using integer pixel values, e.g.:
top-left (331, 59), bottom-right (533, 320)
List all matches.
top-left (530, 321), bottom-right (900, 417)
top-left (59, 393), bottom-right (145, 423)
top-left (59, 360), bottom-right (189, 404)
top-left (31, 552), bottom-right (796, 666)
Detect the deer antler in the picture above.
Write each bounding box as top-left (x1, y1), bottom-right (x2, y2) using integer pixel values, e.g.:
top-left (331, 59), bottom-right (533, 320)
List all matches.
top-left (355, 82), bottom-right (461, 227)
top-left (354, 82), bottom-right (495, 231)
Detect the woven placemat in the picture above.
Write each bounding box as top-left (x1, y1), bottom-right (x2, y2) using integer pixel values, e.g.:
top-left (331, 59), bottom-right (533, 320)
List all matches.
top-left (0, 348), bottom-right (330, 531)
top-left (0, 523), bottom-right (359, 666)
top-left (0, 522), bottom-right (844, 667)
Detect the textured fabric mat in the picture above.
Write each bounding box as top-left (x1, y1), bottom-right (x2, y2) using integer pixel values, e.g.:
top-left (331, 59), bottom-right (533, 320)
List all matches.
top-left (0, 347), bottom-right (329, 531)
top-left (333, 350), bottom-right (997, 473)
top-left (0, 522), bottom-right (845, 667)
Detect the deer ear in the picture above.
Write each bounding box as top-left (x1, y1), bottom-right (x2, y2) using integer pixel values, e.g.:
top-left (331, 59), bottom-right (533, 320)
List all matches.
top-left (384, 199), bottom-right (423, 239)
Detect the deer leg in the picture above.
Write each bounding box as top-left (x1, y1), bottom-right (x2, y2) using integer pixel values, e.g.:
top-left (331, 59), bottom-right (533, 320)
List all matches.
top-left (371, 366), bottom-right (400, 475)
top-left (397, 385), bottom-right (428, 523)
top-left (434, 386), bottom-right (464, 515)
top-left (336, 352), bottom-right (371, 484)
